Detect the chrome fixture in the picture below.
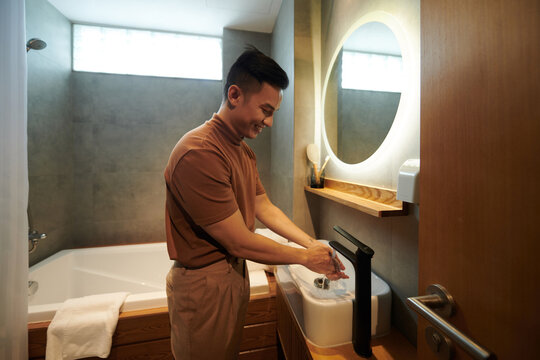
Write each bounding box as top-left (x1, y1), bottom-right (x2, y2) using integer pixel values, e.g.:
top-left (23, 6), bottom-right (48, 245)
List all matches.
top-left (407, 284), bottom-right (494, 360)
top-left (28, 281), bottom-right (39, 296)
top-left (26, 38), bottom-right (47, 52)
top-left (28, 230), bottom-right (47, 254)
top-left (329, 226), bottom-right (374, 358)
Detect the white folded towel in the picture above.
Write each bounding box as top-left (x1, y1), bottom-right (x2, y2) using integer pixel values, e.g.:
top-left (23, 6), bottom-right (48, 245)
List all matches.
top-left (46, 292), bottom-right (129, 360)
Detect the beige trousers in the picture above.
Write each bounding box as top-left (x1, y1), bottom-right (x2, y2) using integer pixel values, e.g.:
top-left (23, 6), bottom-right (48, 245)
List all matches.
top-left (166, 258), bottom-right (250, 360)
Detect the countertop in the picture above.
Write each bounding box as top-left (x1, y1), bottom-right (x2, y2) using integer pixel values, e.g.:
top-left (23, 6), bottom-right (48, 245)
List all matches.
top-left (306, 329), bottom-right (416, 360)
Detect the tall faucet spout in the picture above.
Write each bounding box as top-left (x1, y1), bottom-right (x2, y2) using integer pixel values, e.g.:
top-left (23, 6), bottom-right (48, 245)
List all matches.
top-left (329, 226), bottom-right (374, 358)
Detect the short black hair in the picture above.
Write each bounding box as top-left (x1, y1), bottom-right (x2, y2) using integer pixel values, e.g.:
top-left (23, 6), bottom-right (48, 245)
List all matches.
top-left (223, 46), bottom-right (289, 102)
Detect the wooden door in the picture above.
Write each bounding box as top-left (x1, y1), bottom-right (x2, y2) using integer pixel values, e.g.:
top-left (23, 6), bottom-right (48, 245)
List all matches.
top-left (420, 0), bottom-right (540, 359)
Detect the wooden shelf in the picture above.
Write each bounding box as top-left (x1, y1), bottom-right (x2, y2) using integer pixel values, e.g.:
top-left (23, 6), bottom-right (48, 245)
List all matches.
top-left (304, 178), bottom-right (407, 217)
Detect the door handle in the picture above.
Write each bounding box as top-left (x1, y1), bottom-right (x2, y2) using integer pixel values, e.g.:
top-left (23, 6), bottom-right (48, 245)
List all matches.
top-left (407, 284), bottom-right (495, 360)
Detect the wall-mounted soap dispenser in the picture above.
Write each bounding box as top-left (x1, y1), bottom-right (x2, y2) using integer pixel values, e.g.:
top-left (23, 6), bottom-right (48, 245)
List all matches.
top-left (397, 159), bottom-right (420, 204)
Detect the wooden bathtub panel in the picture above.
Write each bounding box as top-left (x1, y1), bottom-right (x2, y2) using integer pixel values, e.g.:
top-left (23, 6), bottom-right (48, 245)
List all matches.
top-left (28, 322), bottom-right (48, 359)
top-left (28, 308), bottom-right (171, 359)
top-left (114, 307), bottom-right (170, 346)
top-left (29, 338), bottom-right (172, 360)
top-left (86, 338), bottom-right (172, 360)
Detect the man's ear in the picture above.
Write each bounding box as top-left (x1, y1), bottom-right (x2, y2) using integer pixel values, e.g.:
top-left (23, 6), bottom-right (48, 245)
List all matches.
top-left (228, 85), bottom-right (242, 107)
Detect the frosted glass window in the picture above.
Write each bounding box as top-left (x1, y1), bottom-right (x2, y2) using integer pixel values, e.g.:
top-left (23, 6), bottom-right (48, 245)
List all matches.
top-left (73, 24), bottom-right (222, 80)
top-left (341, 51), bottom-right (403, 92)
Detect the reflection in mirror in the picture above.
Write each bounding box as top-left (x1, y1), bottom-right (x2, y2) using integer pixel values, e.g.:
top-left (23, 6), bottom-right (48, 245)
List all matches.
top-left (324, 22), bottom-right (403, 164)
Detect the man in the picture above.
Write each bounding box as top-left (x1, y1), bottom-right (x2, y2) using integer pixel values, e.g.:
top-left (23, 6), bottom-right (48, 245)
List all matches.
top-left (164, 47), bottom-right (347, 360)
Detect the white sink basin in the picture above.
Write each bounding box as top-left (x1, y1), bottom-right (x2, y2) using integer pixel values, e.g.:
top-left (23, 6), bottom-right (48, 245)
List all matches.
top-left (278, 240), bottom-right (391, 347)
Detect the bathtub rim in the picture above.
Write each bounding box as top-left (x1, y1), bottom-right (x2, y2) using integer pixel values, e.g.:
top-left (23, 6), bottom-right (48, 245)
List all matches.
top-left (28, 242), bottom-right (171, 323)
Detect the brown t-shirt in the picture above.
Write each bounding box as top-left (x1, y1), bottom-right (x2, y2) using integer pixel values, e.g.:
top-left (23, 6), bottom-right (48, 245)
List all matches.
top-left (164, 113), bottom-right (266, 268)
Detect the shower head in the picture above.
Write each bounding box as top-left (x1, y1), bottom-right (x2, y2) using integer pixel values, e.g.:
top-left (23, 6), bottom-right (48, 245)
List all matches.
top-left (26, 38), bottom-right (47, 52)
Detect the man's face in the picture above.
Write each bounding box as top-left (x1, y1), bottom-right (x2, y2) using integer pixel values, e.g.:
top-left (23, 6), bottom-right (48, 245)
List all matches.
top-left (229, 82), bottom-right (282, 139)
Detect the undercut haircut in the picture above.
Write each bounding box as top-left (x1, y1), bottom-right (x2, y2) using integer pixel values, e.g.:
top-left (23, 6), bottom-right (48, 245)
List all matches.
top-left (224, 46), bottom-right (289, 104)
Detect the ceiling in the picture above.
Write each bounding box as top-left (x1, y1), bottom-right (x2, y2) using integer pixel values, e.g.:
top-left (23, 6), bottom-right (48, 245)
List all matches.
top-left (48, 0), bottom-right (283, 37)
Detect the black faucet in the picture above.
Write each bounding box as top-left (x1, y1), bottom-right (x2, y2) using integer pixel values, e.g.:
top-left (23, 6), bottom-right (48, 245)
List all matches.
top-left (329, 225), bottom-right (375, 358)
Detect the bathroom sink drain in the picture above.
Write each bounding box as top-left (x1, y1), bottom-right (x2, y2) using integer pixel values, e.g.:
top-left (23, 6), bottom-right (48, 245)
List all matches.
top-left (314, 277), bottom-right (330, 290)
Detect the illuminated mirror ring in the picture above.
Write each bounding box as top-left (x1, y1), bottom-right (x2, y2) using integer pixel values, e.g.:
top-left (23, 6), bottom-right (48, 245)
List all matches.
top-left (322, 11), bottom-right (413, 169)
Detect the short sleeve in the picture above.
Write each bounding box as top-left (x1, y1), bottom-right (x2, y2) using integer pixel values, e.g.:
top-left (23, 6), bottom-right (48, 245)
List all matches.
top-left (172, 149), bottom-right (238, 226)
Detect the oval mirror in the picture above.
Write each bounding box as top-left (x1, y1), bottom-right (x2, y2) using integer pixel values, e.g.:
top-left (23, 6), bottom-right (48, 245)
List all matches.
top-left (323, 21), bottom-right (403, 164)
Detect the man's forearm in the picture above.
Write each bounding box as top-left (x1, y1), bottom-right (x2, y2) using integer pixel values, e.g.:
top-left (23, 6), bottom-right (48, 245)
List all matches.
top-left (256, 198), bottom-right (317, 248)
top-left (203, 209), bottom-right (346, 278)
top-left (234, 233), bottom-right (308, 265)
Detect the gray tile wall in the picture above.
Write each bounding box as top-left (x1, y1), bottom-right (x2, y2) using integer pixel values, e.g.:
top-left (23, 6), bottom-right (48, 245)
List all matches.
top-left (270, 0), bottom-right (295, 218)
top-left (71, 73), bottom-right (222, 248)
top-left (27, 0), bottom-right (73, 266)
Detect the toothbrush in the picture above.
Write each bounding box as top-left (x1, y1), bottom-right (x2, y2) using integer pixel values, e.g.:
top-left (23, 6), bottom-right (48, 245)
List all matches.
top-left (318, 155), bottom-right (330, 180)
top-left (306, 144), bottom-right (321, 185)
top-left (313, 163), bottom-right (320, 184)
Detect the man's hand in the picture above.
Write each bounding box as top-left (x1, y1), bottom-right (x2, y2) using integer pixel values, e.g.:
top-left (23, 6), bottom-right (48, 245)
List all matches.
top-left (303, 245), bottom-right (349, 280)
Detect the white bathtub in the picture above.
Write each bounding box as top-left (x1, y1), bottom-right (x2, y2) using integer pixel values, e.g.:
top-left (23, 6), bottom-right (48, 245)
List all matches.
top-left (28, 242), bottom-right (270, 323)
top-left (28, 242), bottom-right (173, 323)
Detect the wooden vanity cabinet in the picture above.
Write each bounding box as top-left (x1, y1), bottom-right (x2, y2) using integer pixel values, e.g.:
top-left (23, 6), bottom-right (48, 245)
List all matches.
top-left (275, 283), bottom-right (312, 360)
